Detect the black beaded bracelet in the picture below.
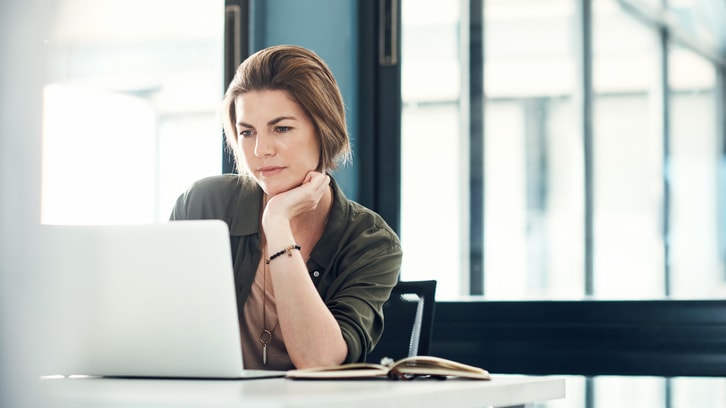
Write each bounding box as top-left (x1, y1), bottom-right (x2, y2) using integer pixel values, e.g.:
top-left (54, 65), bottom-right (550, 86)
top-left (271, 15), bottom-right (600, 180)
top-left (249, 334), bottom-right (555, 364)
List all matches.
top-left (265, 244), bottom-right (301, 264)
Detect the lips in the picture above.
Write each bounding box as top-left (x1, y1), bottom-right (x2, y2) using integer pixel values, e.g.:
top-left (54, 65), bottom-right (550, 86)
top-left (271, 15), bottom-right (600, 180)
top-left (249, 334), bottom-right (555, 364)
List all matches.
top-left (257, 166), bottom-right (285, 178)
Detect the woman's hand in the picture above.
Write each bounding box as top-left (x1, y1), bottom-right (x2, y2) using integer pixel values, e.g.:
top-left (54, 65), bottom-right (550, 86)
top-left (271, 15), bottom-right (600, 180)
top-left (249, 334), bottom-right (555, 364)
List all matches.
top-left (262, 171), bottom-right (330, 230)
top-left (260, 170), bottom-right (347, 368)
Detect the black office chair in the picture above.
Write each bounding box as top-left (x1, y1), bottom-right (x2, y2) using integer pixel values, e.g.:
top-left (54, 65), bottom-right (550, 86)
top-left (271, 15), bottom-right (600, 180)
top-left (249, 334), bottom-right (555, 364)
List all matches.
top-left (366, 280), bottom-right (437, 364)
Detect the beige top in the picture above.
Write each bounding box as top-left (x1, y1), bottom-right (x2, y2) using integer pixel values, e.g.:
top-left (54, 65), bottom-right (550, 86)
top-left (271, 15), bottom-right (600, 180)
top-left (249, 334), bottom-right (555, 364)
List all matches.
top-left (239, 256), bottom-right (294, 370)
top-left (171, 175), bottom-right (402, 364)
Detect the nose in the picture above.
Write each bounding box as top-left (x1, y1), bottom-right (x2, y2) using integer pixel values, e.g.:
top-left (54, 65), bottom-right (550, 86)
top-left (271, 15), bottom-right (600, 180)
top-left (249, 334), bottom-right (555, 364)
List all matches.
top-left (253, 131), bottom-right (274, 157)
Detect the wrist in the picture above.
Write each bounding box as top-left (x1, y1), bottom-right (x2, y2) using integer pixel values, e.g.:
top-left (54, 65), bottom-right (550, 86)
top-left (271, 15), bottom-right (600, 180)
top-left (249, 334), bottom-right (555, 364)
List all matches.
top-left (261, 212), bottom-right (291, 232)
top-left (265, 244), bottom-right (302, 264)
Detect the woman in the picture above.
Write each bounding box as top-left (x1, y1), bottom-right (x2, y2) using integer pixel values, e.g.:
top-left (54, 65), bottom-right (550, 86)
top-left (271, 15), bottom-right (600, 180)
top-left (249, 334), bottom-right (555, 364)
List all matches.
top-left (170, 45), bottom-right (402, 370)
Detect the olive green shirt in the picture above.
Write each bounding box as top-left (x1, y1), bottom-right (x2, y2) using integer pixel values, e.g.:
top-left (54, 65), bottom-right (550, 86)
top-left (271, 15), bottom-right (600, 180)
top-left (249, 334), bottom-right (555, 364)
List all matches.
top-left (169, 175), bottom-right (402, 363)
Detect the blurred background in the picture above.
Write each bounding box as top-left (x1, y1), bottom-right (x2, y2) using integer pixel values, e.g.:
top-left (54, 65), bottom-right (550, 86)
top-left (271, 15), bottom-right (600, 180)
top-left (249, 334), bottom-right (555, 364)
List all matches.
top-left (2, 0), bottom-right (725, 406)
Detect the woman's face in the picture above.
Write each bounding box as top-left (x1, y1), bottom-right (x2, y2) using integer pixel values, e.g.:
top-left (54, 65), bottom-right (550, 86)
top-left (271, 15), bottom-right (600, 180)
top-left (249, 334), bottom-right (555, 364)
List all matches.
top-left (234, 89), bottom-right (321, 196)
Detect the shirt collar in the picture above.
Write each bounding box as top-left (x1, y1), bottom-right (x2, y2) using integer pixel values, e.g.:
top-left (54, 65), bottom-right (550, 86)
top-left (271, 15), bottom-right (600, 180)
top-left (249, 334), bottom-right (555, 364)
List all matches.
top-left (226, 177), bottom-right (350, 266)
top-left (309, 177), bottom-right (348, 268)
top-left (228, 180), bottom-right (263, 236)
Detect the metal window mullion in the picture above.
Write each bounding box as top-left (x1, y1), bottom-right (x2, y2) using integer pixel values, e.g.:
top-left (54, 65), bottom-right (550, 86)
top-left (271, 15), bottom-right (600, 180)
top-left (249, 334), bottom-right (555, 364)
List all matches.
top-left (469, 0), bottom-right (485, 296)
top-left (663, 12), bottom-right (673, 398)
top-left (356, 0), bottom-right (401, 234)
top-left (576, 0), bottom-right (594, 297)
top-left (719, 65), bottom-right (726, 282)
top-left (222, 0), bottom-right (251, 175)
top-left (575, 0), bottom-right (597, 395)
top-left (658, 26), bottom-right (672, 297)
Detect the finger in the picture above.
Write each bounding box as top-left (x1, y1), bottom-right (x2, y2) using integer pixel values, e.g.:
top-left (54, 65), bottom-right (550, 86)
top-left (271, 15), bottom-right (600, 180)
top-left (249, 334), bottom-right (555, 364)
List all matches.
top-left (310, 174), bottom-right (330, 194)
top-left (303, 171), bottom-right (315, 184)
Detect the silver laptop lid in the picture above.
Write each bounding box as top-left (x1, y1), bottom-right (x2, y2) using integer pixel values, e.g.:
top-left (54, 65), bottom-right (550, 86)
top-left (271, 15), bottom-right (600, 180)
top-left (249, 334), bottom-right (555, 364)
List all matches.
top-left (41, 220), bottom-right (247, 378)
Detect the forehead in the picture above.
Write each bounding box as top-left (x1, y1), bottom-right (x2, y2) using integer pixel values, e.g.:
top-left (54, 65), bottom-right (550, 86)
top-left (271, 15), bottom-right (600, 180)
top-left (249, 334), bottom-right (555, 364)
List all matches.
top-left (234, 89), bottom-right (305, 123)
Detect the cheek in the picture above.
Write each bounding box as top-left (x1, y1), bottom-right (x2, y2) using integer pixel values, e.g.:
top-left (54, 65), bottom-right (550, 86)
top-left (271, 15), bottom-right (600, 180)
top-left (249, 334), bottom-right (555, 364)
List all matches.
top-left (238, 138), bottom-right (253, 156)
top-left (235, 139), bottom-right (254, 168)
top-left (301, 141), bottom-right (321, 167)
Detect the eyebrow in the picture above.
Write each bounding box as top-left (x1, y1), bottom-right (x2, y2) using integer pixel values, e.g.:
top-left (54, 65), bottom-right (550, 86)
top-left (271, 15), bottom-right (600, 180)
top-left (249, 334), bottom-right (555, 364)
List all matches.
top-left (236, 116), bottom-right (297, 128)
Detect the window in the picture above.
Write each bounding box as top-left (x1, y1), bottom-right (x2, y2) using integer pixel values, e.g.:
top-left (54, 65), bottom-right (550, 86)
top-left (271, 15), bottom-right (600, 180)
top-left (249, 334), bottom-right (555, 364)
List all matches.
top-left (401, 0), bottom-right (726, 300)
top-left (482, 0), bottom-right (582, 299)
top-left (669, 44), bottom-right (723, 298)
top-left (400, 0), bottom-right (726, 406)
top-left (592, 0), bottom-right (663, 298)
top-left (41, 0), bottom-right (224, 225)
top-left (399, 0), bottom-right (464, 298)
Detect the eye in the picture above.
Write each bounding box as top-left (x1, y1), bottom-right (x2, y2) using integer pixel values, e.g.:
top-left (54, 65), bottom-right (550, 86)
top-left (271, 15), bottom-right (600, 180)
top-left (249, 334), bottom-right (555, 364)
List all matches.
top-left (274, 126), bottom-right (292, 133)
top-left (238, 129), bottom-right (255, 138)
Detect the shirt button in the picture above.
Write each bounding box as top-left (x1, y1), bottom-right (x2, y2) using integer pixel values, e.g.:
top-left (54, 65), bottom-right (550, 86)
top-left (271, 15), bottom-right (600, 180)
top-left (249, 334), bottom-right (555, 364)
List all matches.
top-left (312, 270), bottom-right (320, 278)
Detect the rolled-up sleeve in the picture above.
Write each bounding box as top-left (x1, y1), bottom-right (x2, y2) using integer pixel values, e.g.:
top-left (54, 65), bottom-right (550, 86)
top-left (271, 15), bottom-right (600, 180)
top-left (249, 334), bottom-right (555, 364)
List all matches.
top-left (314, 199), bottom-right (403, 363)
top-left (333, 236), bottom-right (402, 363)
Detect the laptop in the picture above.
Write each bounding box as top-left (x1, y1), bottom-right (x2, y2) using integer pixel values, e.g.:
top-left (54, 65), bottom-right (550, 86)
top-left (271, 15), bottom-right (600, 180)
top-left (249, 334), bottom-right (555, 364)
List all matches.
top-left (40, 220), bottom-right (285, 380)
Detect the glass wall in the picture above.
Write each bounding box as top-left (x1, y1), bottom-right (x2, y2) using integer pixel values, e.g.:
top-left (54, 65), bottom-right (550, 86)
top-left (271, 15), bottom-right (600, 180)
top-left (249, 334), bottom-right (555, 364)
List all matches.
top-left (41, 0), bottom-right (224, 224)
top-left (399, 0), bottom-right (464, 298)
top-left (669, 45), bottom-right (724, 298)
top-left (400, 0), bottom-right (726, 407)
top-left (400, 0), bottom-right (726, 300)
top-left (591, 0), bottom-right (664, 298)
top-left (482, 0), bottom-right (583, 299)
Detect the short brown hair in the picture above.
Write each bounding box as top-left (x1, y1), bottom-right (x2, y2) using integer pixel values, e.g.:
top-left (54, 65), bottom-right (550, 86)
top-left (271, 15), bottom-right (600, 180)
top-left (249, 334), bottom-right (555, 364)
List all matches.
top-left (222, 45), bottom-right (352, 176)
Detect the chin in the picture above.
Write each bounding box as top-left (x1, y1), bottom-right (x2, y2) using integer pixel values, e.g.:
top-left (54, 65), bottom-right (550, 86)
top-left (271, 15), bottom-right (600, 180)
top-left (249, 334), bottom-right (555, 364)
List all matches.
top-left (257, 179), bottom-right (298, 196)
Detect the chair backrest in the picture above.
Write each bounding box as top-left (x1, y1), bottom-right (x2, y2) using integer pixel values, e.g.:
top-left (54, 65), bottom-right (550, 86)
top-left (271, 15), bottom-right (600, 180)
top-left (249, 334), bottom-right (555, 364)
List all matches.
top-left (366, 280), bottom-right (437, 364)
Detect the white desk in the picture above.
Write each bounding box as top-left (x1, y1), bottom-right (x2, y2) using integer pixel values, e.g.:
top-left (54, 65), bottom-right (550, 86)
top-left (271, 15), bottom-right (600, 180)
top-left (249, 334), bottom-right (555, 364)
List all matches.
top-left (40, 375), bottom-right (565, 408)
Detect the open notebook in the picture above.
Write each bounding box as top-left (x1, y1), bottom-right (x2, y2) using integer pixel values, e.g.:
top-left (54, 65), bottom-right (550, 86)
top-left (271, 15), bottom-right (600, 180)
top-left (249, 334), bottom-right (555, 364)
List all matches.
top-left (40, 220), bottom-right (284, 380)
